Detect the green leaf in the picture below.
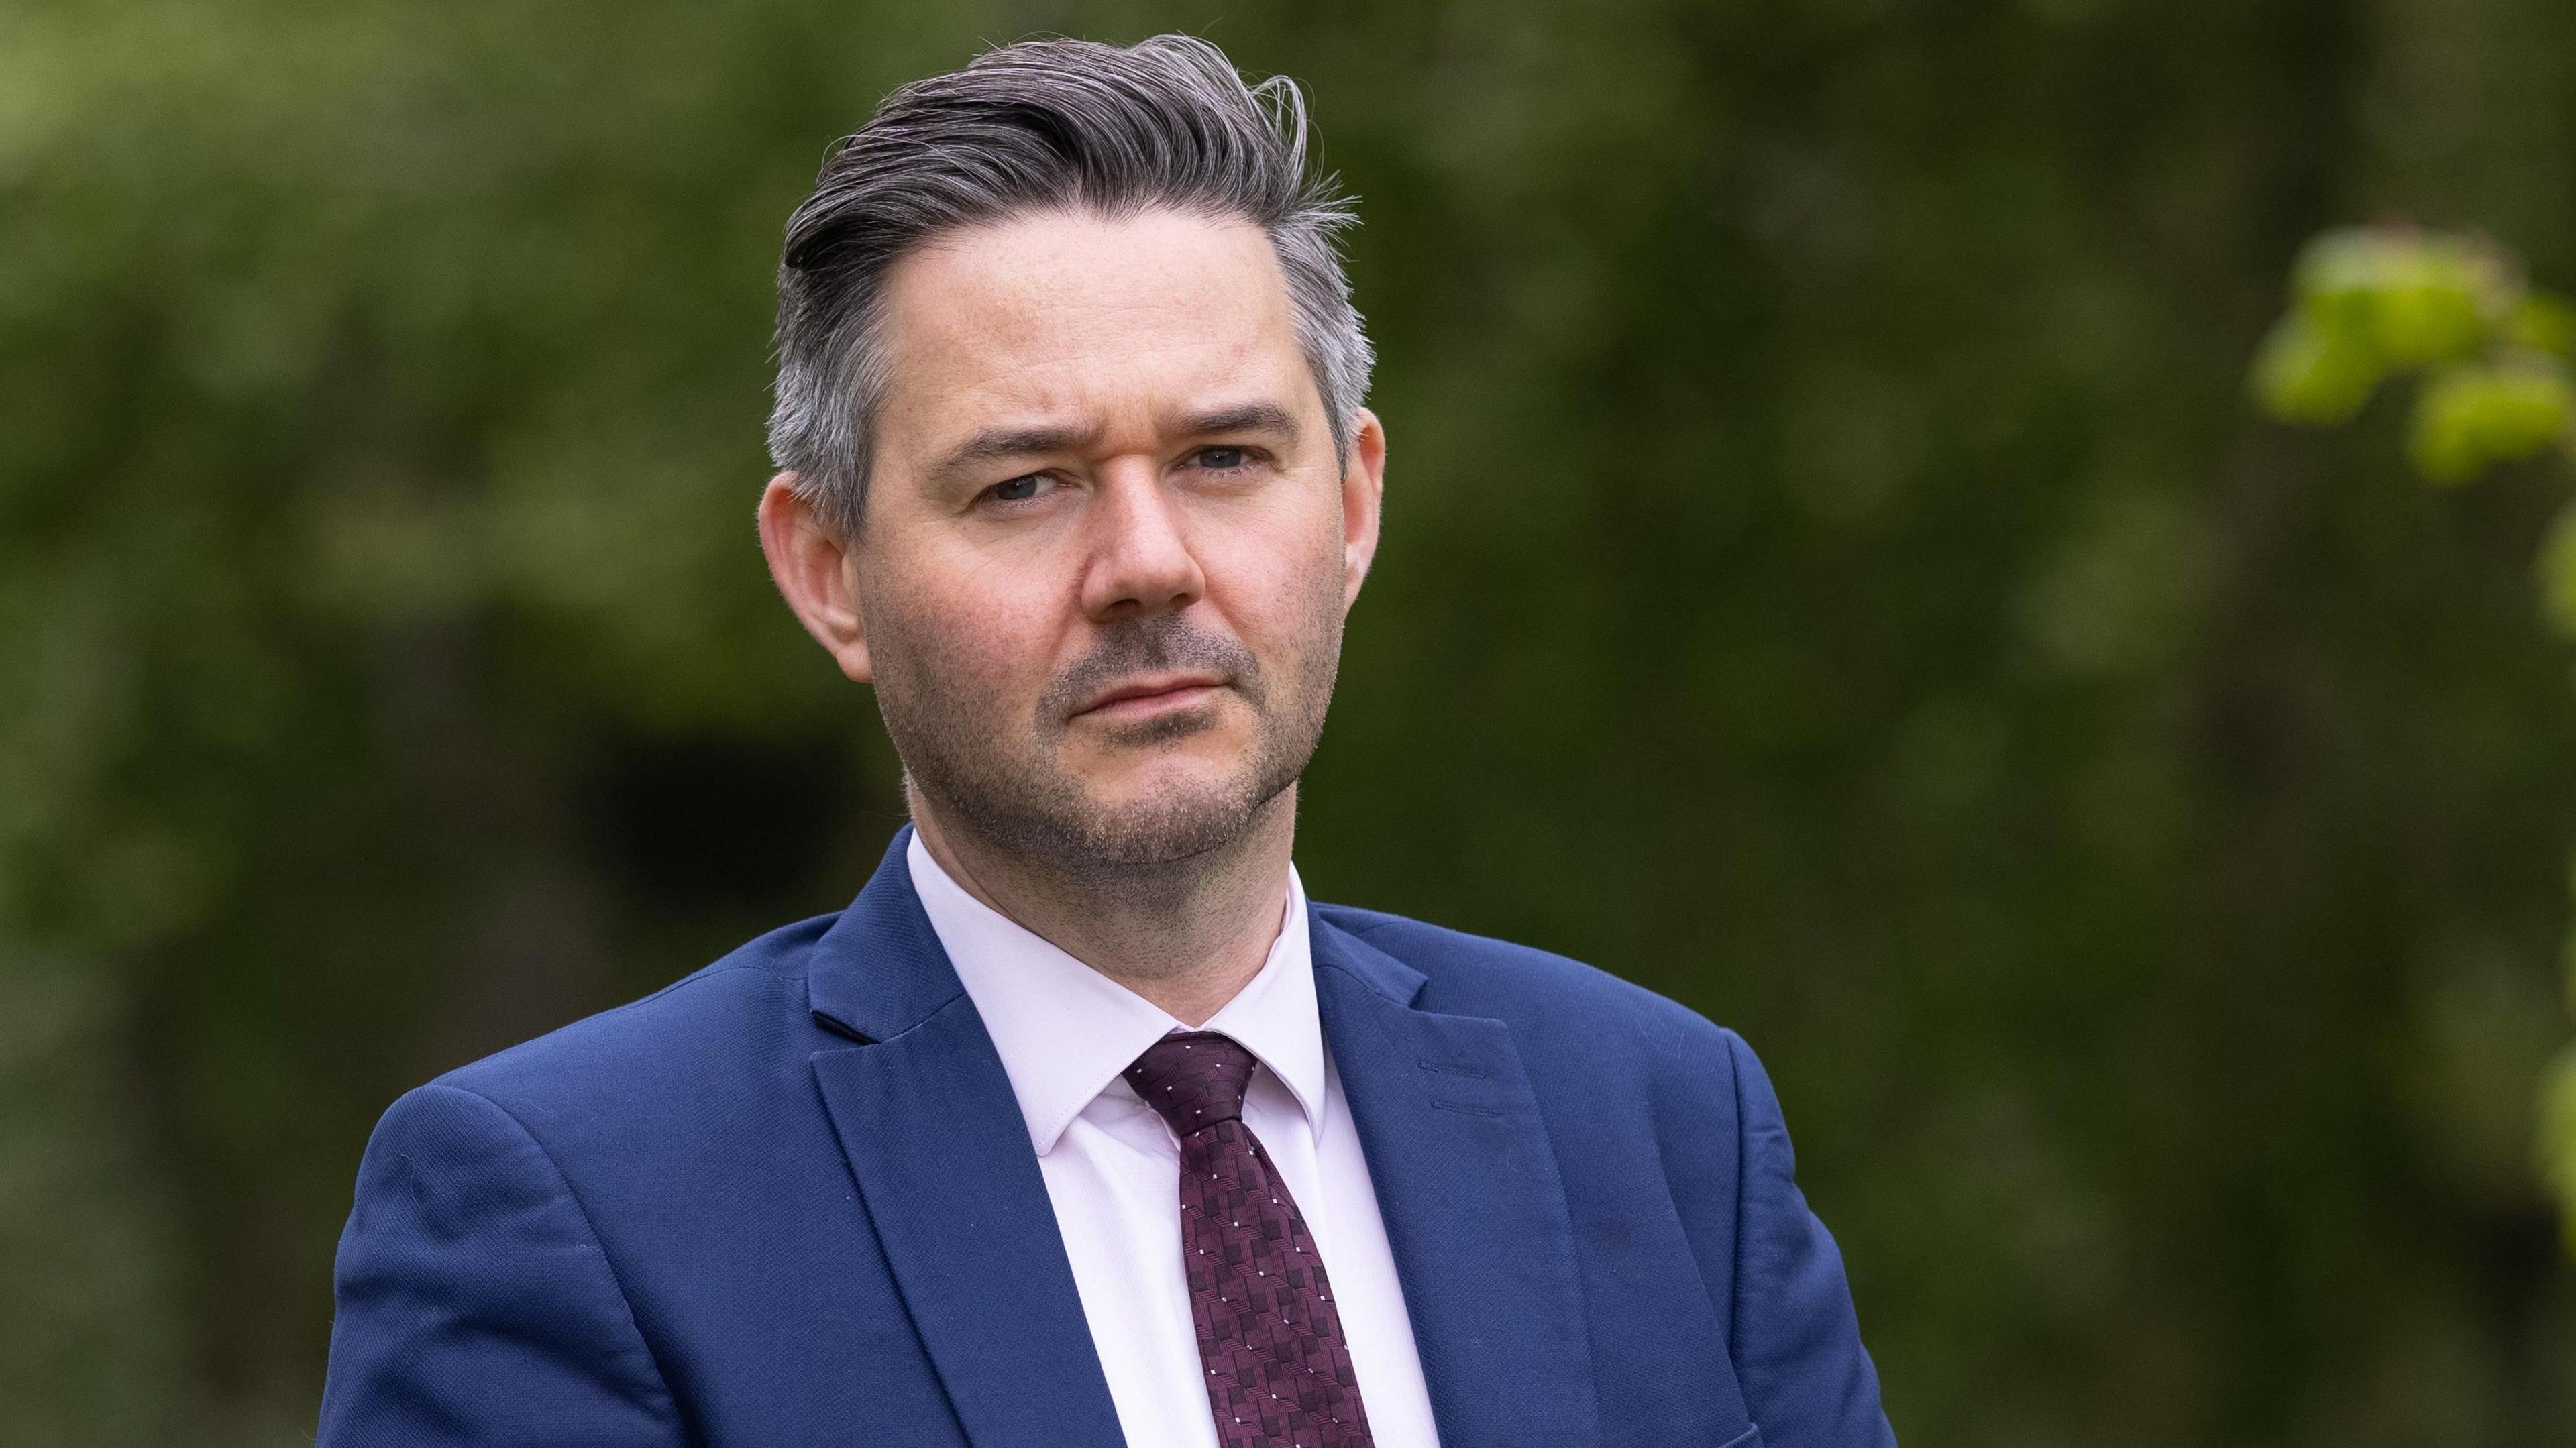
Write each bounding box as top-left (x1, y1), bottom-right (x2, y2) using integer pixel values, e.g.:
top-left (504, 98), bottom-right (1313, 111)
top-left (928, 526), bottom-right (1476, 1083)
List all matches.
top-left (2512, 292), bottom-right (2576, 357)
top-left (2250, 314), bottom-right (2383, 423)
top-left (2405, 355), bottom-right (2576, 484)
top-left (2291, 227), bottom-right (2511, 372)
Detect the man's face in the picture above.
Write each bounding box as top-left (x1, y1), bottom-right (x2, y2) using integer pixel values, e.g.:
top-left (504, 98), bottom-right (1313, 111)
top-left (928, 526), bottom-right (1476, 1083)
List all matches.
top-left (837, 207), bottom-right (1383, 871)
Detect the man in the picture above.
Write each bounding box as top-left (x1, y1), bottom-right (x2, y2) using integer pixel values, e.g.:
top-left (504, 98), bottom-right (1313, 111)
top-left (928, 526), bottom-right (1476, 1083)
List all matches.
top-left (319, 34), bottom-right (1896, 1448)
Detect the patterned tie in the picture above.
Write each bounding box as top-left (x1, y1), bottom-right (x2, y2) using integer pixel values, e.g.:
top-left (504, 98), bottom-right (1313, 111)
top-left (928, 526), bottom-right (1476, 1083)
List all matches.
top-left (1124, 1032), bottom-right (1376, 1448)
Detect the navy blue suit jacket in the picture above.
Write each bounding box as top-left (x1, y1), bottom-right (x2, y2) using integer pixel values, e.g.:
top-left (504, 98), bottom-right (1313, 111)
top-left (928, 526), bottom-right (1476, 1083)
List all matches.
top-left (319, 830), bottom-right (1896, 1447)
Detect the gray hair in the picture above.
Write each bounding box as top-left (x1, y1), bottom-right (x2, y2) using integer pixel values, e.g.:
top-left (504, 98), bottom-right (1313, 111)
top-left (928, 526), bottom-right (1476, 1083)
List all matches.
top-left (767, 34), bottom-right (1373, 535)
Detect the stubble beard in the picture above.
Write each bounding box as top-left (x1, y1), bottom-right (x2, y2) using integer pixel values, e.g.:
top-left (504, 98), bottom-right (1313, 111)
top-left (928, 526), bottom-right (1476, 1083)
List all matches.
top-left (868, 599), bottom-right (1343, 895)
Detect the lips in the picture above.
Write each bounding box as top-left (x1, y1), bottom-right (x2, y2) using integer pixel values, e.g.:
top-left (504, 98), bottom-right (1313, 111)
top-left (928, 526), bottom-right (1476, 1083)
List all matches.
top-left (1071, 672), bottom-right (1228, 720)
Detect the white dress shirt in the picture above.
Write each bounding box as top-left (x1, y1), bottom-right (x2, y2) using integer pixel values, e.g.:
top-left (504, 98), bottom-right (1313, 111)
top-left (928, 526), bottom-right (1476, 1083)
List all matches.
top-left (907, 834), bottom-right (1442, 1448)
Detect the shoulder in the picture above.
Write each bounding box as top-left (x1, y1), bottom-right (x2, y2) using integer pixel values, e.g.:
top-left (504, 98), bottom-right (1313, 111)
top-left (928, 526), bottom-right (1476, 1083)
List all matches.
top-left (1315, 901), bottom-right (1736, 1040)
top-left (411, 912), bottom-right (842, 1146)
top-left (1312, 902), bottom-right (1753, 1097)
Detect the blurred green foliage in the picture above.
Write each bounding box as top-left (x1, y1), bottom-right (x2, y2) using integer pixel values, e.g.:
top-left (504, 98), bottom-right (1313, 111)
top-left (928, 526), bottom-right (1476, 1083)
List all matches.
top-left (2253, 226), bottom-right (2576, 480)
top-left (9, 0), bottom-right (2576, 1444)
top-left (2253, 224), bottom-right (2576, 1261)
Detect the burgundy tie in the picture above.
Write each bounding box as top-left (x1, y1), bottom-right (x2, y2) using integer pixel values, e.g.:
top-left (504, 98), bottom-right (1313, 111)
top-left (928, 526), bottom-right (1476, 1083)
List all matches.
top-left (1124, 1032), bottom-right (1376, 1448)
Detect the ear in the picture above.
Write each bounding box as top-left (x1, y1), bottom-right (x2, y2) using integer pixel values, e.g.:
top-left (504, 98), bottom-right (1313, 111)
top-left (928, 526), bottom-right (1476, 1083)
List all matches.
top-left (1339, 407), bottom-right (1388, 612)
top-left (757, 473), bottom-right (873, 683)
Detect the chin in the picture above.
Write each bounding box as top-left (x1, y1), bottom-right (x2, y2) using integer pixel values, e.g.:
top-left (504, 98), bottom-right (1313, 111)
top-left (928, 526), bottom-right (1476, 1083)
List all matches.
top-left (1072, 722), bottom-right (1250, 789)
top-left (1065, 763), bottom-right (1281, 866)
top-left (1085, 761), bottom-right (1252, 824)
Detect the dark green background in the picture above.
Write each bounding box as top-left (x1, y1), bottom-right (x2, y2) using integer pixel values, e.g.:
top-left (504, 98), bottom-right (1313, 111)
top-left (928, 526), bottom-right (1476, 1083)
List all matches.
top-left (7, 0), bottom-right (2576, 1441)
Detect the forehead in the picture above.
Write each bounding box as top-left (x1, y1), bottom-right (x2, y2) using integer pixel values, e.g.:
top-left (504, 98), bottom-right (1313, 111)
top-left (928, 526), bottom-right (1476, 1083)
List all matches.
top-left (873, 208), bottom-right (1309, 441)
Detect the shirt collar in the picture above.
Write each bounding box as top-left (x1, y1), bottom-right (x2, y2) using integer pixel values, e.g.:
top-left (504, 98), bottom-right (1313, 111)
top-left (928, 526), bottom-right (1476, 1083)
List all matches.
top-left (906, 832), bottom-right (1325, 1155)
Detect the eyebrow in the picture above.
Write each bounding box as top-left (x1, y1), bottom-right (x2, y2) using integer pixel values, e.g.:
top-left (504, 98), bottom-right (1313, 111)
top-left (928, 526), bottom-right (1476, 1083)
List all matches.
top-left (1174, 402), bottom-right (1303, 444)
top-left (924, 402), bottom-right (1305, 486)
top-left (928, 422), bottom-right (1104, 483)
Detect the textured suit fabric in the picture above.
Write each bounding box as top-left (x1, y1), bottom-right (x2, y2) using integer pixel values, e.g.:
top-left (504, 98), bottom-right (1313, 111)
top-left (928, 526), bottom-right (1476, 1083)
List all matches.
top-left (317, 826), bottom-right (1899, 1448)
top-left (1126, 1033), bottom-right (1373, 1448)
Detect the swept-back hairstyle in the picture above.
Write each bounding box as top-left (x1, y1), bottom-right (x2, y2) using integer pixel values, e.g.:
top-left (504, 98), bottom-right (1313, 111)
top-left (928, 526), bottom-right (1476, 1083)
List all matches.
top-left (767, 34), bottom-right (1373, 535)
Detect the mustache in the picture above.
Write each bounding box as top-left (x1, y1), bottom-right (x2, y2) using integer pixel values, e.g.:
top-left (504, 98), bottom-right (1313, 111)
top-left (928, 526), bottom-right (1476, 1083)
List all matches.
top-left (1038, 616), bottom-right (1262, 723)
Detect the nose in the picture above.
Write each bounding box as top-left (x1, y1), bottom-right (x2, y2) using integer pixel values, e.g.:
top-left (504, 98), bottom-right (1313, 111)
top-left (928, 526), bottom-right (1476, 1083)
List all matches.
top-left (1078, 463), bottom-right (1205, 622)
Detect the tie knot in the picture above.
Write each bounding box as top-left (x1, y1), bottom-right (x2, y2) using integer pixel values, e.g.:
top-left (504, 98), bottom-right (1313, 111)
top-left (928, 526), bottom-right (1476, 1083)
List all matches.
top-left (1124, 1032), bottom-right (1256, 1137)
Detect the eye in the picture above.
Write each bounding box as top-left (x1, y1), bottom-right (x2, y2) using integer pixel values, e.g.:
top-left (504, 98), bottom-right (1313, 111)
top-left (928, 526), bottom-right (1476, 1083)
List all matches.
top-left (1191, 446), bottom-right (1252, 471)
top-left (983, 473), bottom-right (1049, 505)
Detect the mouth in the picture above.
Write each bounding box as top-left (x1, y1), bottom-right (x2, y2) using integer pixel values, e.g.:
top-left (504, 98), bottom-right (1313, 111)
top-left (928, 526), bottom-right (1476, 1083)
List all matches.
top-left (1070, 671), bottom-right (1230, 724)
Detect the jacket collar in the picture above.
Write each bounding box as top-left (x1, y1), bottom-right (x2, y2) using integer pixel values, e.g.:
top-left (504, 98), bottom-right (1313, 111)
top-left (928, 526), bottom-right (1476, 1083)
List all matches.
top-left (804, 825), bottom-right (964, 1046)
top-left (904, 831), bottom-right (1330, 1153)
top-left (804, 826), bottom-right (1433, 1039)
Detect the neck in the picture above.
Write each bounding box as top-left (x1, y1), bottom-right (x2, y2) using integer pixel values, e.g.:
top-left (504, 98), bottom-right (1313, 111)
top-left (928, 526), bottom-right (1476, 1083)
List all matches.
top-left (906, 783), bottom-right (1299, 1027)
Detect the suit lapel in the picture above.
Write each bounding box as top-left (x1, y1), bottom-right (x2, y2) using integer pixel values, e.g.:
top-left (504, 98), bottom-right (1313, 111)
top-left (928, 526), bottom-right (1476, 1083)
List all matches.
top-left (805, 834), bottom-right (1126, 1448)
top-left (800, 834), bottom-right (1601, 1448)
top-left (1313, 917), bottom-right (1601, 1448)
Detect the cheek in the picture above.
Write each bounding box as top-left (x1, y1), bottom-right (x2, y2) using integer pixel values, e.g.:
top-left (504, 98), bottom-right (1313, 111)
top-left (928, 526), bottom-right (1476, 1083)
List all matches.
top-left (1211, 496), bottom-right (1347, 633)
top-left (865, 553), bottom-right (1066, 710)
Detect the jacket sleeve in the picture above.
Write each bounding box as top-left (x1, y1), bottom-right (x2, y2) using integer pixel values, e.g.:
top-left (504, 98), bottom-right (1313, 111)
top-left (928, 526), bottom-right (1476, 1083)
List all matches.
top-left (317, 1082), bottom-right (688, 1447)
top-left (1721, 1028), bottom-right (1898, 1447)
